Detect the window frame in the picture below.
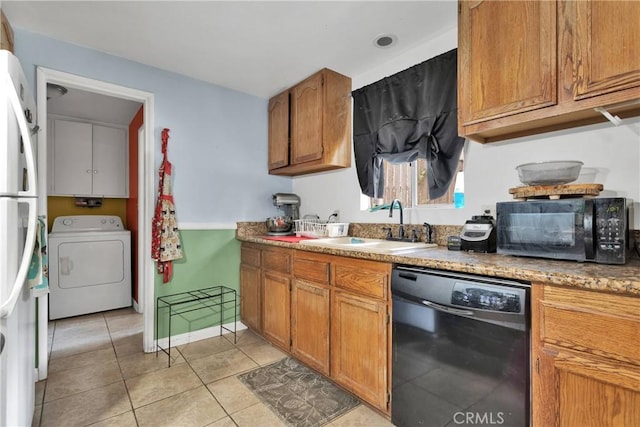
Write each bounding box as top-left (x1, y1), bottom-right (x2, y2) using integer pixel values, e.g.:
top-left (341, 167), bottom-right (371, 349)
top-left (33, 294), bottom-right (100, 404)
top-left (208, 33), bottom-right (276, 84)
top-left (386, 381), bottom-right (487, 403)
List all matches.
top-left (369, 156), bottom-right (464, 209)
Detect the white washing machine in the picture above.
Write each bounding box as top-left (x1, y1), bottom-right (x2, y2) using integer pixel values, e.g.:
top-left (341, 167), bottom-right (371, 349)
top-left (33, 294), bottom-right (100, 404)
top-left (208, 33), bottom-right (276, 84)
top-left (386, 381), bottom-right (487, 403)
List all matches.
top-left (48, 215), bottom-right (132, 320)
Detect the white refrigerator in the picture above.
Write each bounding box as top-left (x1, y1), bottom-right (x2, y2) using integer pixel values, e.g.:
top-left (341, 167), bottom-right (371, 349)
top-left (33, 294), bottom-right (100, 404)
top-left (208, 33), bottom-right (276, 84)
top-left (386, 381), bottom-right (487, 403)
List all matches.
top-left (0, 50), bottom-right (39, 427)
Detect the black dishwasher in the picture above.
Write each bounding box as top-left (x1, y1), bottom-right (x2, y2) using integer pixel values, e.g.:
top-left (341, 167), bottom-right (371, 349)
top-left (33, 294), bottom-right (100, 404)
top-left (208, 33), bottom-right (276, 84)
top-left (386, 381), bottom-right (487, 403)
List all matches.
top-left (391, 266), bottom-right (530, 427)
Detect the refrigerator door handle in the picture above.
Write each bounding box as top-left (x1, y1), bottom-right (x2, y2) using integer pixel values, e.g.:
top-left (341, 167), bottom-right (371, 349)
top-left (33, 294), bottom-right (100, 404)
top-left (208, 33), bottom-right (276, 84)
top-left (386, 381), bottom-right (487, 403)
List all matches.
top-left (0, 198), bottom-right (37, 319)
top-left (5, 75), bottom-right (37, 198)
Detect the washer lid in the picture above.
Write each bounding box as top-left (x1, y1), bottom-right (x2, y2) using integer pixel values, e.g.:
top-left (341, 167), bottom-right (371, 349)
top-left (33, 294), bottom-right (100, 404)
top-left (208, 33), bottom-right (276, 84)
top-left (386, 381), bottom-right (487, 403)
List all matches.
top-left (50, 215), bottom-right (125, 232)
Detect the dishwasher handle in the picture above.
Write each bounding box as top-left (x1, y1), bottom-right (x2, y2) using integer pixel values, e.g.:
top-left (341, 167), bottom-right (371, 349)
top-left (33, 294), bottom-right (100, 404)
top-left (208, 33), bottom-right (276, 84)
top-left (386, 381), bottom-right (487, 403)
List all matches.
top-left (421, 300), bottom-right (475, 316)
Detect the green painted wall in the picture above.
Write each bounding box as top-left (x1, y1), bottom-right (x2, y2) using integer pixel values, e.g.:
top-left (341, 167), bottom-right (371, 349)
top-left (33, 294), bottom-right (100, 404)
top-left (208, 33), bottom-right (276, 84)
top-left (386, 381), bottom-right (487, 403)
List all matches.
top-left (154, 229), bottom-right (240, 339)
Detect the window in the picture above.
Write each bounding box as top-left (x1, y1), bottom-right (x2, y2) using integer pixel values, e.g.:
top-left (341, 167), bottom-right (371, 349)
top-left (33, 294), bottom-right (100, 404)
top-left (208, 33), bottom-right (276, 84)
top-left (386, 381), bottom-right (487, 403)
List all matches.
top-left (370, 154), bottom-right (464, 208)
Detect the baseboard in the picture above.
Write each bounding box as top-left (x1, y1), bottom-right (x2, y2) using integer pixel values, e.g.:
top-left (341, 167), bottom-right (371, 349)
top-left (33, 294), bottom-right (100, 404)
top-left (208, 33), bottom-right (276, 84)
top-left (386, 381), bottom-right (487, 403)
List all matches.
top-left (132, 299), bottom-right (141, 313)
top-left (153, 320), bottom-right (247, 350)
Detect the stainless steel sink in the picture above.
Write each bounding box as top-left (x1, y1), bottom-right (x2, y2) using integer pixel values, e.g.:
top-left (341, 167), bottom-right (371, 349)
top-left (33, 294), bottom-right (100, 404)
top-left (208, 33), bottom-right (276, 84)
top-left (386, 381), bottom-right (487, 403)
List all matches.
top-left (298, 236), bottom-right (436, 254)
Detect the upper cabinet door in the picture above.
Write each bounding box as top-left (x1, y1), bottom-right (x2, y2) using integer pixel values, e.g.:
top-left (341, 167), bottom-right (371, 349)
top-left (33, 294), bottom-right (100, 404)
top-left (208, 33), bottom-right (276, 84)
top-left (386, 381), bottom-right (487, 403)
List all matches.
top-left (458, 0), bottom-right (557, 125)
top-left (51, 120), bottom-right (93, 196)
top-left (268, 91), bottom-right (289, 170)
top-left (92, 125), bottom-right (128, 197)
top-left (574, 0), bottom-right (640, 100)
top-left (290, 72), bottom-right (324, 165)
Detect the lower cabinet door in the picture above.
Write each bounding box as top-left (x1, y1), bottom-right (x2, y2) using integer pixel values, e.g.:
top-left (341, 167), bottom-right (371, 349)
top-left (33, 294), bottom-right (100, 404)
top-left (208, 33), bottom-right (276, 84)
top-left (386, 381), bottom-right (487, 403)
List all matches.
top-left (534, 346), bottom-right (640, 427)
top-left (331, 290), bottom-right (389, 412)
top-left (291, 279), bottom-right (330, 375)
top-left (239, 264), bottom-right (261, 332)
top-left (262, 271), bottom-right (291, 351)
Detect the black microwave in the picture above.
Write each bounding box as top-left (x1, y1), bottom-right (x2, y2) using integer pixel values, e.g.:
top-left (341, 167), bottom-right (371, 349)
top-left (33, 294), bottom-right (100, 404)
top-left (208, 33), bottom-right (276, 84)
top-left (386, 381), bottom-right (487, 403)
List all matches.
top-left (496, 198), bottom-right (628, 264)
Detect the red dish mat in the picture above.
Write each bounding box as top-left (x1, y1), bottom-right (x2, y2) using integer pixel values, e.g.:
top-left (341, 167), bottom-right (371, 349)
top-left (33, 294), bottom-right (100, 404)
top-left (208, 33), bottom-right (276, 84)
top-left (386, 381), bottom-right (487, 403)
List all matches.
top-left (261, 235), bottom-right (317, 243)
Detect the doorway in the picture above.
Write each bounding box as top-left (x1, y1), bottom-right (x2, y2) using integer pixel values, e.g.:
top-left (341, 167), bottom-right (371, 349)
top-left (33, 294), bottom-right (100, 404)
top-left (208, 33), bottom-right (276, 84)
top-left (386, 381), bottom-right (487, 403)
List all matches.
top-left (36, 68), bottom-right (156, 380)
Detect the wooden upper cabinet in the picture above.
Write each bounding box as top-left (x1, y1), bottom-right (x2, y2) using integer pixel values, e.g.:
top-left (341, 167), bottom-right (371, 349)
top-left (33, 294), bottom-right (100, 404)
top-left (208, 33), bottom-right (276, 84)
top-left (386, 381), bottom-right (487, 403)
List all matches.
top-left (268, 68), bottom-right (352, 176)
top-left (458, 0), bottom-right (640, 143)
top-left (458, 0), bottom-right (556, 125)
top-left (573, 1), bottom-right (640, 100)
top-left (291, 72), bottom-right (324, 164)
top-left (268, 91), bottom-right (290, 170)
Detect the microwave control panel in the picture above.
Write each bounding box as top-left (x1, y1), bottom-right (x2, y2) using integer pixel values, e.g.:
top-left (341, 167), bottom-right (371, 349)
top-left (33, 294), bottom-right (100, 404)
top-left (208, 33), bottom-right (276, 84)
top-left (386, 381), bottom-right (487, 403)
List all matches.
top-left (594, 198), bottom-right (627, 264)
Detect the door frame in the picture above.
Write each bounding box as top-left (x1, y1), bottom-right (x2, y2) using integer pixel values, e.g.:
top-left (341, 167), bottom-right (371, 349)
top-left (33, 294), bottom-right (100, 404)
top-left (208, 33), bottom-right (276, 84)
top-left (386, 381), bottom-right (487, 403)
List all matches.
top-left (36, 68), bottom-right (156, 379)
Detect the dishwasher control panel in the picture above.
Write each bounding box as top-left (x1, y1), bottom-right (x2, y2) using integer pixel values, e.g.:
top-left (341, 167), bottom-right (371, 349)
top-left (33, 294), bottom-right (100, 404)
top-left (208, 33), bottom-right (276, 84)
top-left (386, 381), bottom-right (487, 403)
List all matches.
top-left (451, 281), bottom-right (522, 313)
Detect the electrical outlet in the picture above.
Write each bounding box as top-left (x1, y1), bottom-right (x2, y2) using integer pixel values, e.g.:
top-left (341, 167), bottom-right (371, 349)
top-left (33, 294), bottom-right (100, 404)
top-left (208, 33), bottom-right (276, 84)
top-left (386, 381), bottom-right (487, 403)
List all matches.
top-left (481, 204), bottom-right (496, 218)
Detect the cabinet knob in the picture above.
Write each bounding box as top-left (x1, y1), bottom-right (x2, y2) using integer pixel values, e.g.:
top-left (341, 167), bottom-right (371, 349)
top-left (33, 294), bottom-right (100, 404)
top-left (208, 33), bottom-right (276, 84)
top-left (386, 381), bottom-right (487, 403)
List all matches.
top-left (93, 170), bottom-right (98, 174)
top-left (86, 170), bottom-right (92, 174)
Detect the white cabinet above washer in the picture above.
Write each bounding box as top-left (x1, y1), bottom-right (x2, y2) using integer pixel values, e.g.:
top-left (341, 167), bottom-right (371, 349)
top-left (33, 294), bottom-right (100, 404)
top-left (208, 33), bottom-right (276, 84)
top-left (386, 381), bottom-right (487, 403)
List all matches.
top-left (48, 119), bottom-right (128, 198)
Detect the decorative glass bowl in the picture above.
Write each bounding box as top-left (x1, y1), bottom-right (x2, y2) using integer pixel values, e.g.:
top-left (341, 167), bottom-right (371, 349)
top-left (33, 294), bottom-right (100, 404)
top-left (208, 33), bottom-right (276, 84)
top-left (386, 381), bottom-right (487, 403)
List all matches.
top-left (516, 161), bottom-right (583, 186)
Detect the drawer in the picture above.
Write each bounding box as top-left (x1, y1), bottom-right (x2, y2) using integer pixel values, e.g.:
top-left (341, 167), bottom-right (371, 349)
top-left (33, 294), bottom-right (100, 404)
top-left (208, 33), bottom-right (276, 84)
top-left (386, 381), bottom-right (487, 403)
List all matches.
top-left (262, 247), bottom-right (292, 274)
top-left (294, 251), bottom-right (331, 284)
top-left (539, 285), bottom-right (640, 365)
top-left (241, 245), bottom-right (261, 267)
top-left (332, 258), bottom-right (391, 300)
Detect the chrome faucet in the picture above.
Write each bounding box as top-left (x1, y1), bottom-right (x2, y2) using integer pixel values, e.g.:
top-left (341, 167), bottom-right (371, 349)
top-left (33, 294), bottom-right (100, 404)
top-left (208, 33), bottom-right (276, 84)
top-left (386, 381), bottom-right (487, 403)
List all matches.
top-left (388, 199), bottom-right (405, 239)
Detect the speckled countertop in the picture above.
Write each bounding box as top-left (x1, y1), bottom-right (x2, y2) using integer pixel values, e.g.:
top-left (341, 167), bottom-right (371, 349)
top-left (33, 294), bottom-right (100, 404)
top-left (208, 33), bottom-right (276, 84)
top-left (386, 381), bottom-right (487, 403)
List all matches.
top-left (237, 222), bottom-right (640, 297)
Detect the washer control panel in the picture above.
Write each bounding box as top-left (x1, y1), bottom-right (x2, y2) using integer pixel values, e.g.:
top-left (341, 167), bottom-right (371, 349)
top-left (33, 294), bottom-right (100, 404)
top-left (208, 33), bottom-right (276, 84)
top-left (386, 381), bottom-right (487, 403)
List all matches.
top-left (51, 215), bottom-right (125, 232)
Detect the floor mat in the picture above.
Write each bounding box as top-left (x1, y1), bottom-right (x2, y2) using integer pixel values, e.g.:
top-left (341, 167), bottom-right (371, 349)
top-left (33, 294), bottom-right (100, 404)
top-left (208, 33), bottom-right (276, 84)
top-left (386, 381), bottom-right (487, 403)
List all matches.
top-left (238, 357), bottom-right (360, 427)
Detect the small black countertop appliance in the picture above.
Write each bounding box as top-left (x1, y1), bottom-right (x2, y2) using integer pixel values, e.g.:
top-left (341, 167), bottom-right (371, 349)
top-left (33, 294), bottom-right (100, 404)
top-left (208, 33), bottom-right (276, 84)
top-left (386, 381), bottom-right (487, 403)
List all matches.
top-left (496, 197), bottom-right (628, 264)
top-left (460, 211), bottom-right (497, 253)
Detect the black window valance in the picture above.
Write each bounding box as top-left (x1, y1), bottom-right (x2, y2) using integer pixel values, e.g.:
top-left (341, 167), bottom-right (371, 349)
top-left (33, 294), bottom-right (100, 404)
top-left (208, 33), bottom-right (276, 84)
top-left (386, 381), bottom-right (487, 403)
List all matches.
top-left (352, 48), bottom-right (465, 199)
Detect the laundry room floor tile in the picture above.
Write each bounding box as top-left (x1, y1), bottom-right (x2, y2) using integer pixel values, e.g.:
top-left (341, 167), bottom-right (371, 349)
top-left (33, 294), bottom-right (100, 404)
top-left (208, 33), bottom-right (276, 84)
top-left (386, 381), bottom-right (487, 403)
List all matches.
top-left (106, 312), bottom-right (143, 336)
top-left (50, 321), bottom-right (112, 359)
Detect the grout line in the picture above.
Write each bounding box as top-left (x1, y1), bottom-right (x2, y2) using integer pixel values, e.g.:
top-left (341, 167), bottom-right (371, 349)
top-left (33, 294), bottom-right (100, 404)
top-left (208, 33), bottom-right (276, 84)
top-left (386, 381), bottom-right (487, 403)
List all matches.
top-left (111, 330), bottom-right (137, 426)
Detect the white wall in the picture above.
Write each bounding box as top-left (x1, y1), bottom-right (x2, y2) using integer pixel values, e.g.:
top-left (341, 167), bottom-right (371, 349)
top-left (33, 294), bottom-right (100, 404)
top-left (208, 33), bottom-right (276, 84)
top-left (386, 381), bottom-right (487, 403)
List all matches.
top-left (293, 27), bottom-right (640, 228)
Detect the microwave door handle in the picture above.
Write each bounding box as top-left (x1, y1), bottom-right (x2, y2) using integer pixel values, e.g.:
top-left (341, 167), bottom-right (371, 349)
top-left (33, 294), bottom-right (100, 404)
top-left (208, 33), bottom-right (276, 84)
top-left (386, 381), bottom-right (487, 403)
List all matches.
top-left (584, 198), bottom-right (595, 260)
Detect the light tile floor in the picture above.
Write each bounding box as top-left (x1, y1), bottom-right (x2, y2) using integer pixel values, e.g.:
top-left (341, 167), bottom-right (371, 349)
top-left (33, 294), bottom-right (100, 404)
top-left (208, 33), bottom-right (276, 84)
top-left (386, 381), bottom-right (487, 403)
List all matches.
top-left (34, 308), bottom-right (394, 427)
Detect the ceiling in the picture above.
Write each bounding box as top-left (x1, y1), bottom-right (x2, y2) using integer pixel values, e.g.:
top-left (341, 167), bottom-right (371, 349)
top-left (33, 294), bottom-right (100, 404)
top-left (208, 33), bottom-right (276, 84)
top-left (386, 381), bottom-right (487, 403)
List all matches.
top-left (3, 1), bottom-right (458, 99)
top-left (47, 86), bottom-right (142, 126)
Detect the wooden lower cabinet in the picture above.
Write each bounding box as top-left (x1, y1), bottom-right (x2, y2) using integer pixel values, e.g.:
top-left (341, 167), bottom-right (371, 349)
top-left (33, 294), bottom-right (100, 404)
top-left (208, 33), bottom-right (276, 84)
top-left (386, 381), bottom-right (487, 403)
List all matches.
top-left (239, 244), bottom-right (262, 333)
top-left (291, 279), bottom-right (330, 375)
top-left (262, 271), bottom-right (291, 351)
top-left (240, 244), bottom-right (392, 415)
top-left (532, 284), bottom-right (640, 426)
top-left (331, 290), bottom-right (389, 412)
top-left (239, 264), bottom-right (261, 332)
